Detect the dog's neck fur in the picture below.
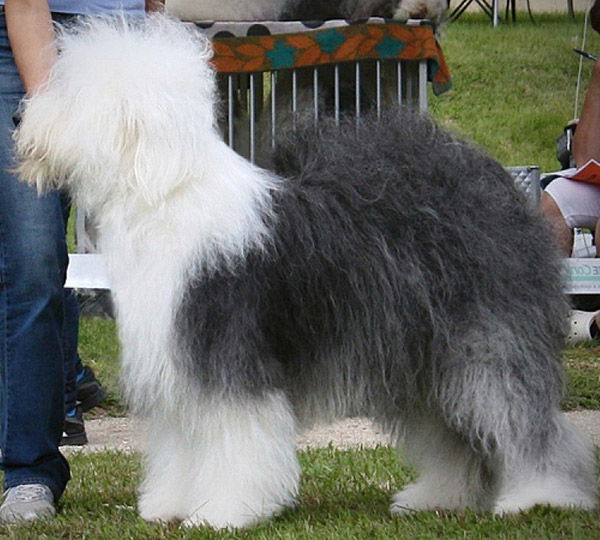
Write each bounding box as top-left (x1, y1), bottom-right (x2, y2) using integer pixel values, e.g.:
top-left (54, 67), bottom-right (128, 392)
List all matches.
top-left (98, 136), bottom-right (276, 280)
top-left (91, 136), bottom-right (278, 409)
top-left (95, 136), bottom-right (276, 361)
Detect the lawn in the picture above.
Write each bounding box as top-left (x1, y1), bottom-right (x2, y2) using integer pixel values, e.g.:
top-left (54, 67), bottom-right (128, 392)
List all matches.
top-left (429, 13), bottom-right (600, 172)
top-left (4, 12), bottom-right (600, 539)
top-left (3, 448), bottom-right (600, 538)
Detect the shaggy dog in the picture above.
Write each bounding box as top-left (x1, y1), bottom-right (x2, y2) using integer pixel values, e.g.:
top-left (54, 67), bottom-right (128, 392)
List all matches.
top-left (14, 15), bottom-right (597, 529)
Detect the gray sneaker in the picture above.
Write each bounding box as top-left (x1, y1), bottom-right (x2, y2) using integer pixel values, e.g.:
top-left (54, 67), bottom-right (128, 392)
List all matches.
top-left (0, 484), bottom-right (56, 523)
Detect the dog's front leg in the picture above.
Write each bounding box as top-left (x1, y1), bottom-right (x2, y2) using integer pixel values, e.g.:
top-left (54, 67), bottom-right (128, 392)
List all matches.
top-left (138, 390), bottom-right (300, 529)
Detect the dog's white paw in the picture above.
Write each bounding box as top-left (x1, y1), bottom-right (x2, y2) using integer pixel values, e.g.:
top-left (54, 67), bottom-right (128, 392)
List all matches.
top-left (138, 499), bottom-right (185, 524)
top-left (181, 512), bottom-right (257, 530)
top-left (391, 480), bottom-right (483, 515)
top-left (493, 479), bottom-right (597, 515)
top-left (390, 483), bottom-right (443, 515)
top-left (180, 501), bottom-right (282, 530)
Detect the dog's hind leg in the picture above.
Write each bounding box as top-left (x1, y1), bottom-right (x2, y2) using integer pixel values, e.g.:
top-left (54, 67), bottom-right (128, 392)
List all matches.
top-left (138, 390), bottom-right (300, 529)
top-left (427, 326), bottom-right (597, 514)
top-left (492, 410), bottom-right (597, 514)
top-left (390, 414), bottom-right (496, 515)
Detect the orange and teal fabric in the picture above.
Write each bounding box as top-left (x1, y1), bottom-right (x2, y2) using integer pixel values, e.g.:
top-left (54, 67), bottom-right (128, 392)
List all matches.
top-left (206, 22), bottom-right (451, 95)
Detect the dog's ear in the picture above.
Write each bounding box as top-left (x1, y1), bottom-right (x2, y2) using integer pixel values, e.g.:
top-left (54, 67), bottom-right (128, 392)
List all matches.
top-left (116, 101), bottom-right (199, 206)
top-left (12, 133), bottom-right (58, 194)
top-left (12, 97), bottom-right (67, 195)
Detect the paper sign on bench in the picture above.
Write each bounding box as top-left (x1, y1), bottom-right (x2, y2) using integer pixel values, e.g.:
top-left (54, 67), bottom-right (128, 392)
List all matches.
top-left (564, 258), bottom-right (600, 294)
top-left (65, 254), bottom-right (111, 290)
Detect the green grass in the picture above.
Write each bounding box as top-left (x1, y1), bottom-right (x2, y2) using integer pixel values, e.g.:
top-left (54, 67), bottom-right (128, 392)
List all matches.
top-left (79, 317), bottom-right (125, 417)
top-left (1, 447), bottom-right (599, 538)
top-left (563, 347), bottom-right (600, 409)
top-left (429, 13), bottom-right (600, 171)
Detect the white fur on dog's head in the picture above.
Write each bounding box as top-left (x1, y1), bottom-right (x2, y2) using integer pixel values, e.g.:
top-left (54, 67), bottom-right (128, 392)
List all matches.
top-left (14, 14), bottom-right (216, 209)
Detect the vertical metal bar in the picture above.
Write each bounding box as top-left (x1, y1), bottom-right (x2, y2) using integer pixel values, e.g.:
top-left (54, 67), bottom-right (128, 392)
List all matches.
top-left (376, 60), bottom-right (382, 119)
top-left (270, 71), bottom-right (276, 150)
top-left (418, 59), bottom-right (428, 112)
top-left (313, 67), bottom-right (319, 125)
top-left (292, 69), bottom-right (297, 130)
top-left (249, 73), bottom-right (256, 163)
top-left (397, 61), bottom-right (402, 106)
top-left (334, 64), bottom-right (340, 126)
top-left (355, 61), bottom-right (361, 123)
top-left (227, 75), bottom-right (234, 148)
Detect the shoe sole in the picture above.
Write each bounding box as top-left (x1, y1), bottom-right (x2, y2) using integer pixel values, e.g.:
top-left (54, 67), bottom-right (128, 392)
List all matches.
top-left (60, 432), bottom-right (88, 446)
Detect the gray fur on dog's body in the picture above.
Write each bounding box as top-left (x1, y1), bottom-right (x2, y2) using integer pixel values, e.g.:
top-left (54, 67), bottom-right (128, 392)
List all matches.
top-left (179, 110), bottom-right (568, 444)
top-left (14, 16), bottom-right (596, 529)
top-left (176, 111), bottom-right (595, 514)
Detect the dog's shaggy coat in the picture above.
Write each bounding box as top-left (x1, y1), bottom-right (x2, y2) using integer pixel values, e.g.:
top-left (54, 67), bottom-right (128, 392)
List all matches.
top-left (14, 15), bottom-right (597, 529)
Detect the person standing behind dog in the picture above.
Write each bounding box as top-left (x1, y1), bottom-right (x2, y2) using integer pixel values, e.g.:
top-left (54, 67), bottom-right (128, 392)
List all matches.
top-left (0, 0), bottom-right (163, 523)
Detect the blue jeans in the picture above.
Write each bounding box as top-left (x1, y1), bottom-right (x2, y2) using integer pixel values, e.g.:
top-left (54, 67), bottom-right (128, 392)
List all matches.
top-left (0, 13), bottom-right (70, 500)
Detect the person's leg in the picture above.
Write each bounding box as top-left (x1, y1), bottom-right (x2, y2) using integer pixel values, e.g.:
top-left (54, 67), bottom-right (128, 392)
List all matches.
top-left (0, 146), bottom-right (71, 499)
top-left (63, 288), bottom-right (80, 417)
top-left (541, 177), bottom-right (600, 255)
top-left (61, 287), bottom-right (88, 446)
top-left (540, 191), bottom-right (573, 257)
top-left (0, 11), bottom-right (69, 508)
top-left (59, 196), bottom-right (79, 420)
top-left (543, 178), bottom-right (600, 340)
top-left (63, 284), bottom-right (107, 418)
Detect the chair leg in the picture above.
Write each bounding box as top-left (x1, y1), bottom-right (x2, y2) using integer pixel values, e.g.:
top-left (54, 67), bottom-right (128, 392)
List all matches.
top-left (526, 0), bottom-right (536, 24)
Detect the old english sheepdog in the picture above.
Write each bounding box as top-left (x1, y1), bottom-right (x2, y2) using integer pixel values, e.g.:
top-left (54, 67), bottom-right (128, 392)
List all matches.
top-left (14, 15), bottom-right (597, 529)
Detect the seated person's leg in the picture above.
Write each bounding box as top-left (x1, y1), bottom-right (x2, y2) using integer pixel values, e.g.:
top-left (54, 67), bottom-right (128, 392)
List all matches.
top-left (541, 190), bottom-right (574, 257)
top-left (541, 177), bottom-right (600, 256)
